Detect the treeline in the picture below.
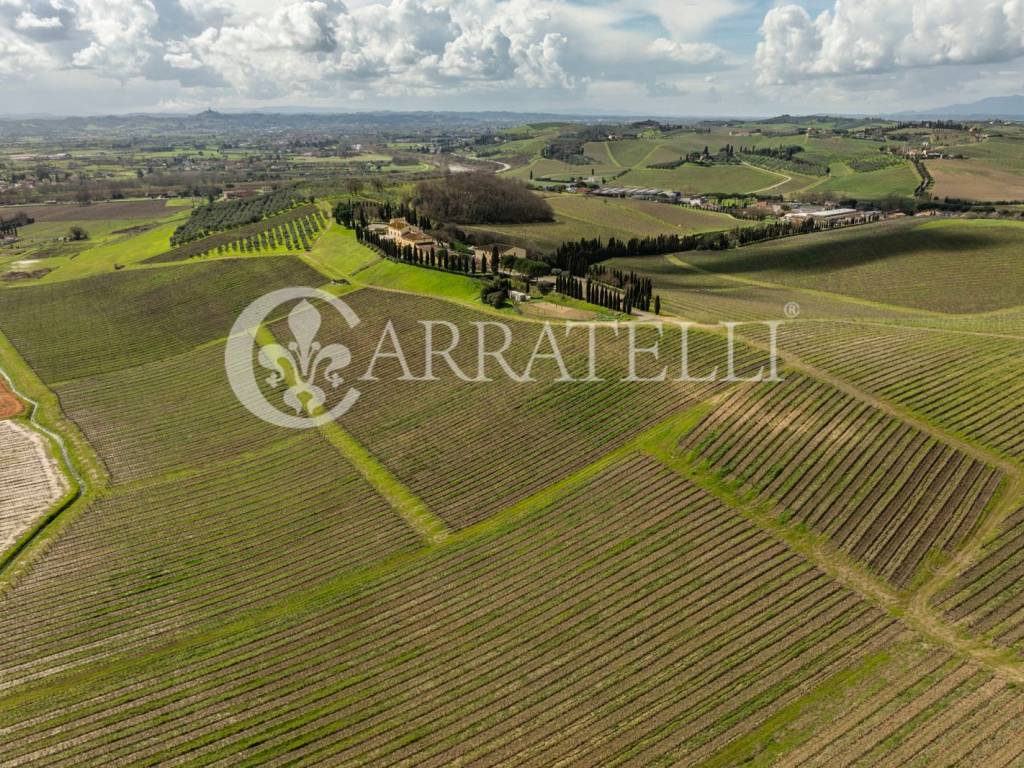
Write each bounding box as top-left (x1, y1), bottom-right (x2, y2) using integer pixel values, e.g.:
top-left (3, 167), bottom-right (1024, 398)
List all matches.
top-left (412, 172), bottom-right (554, 225)
top-left (171, 188), bottom-right (303, 245)
top-left (0, 212), bottom-right (33, 236)
top-left (848, 155), bottom-right (905, 172)
top-left (913, 159), bottom-right (934, 197)
top-left (739, 144), bottom-right (803, 160)
top-left (892, 120), bottom-right (969, 131)
top-left (356, 225), bottom-right (489, 276)
top-left (541, 139), bottom-right (588, 163)
top-left (551, 219), bottom-right (820, 275)
top-left (589, 267), bottom-right (654, 311)
top-left (554, 272), bottom-right (657, 314)
top-left (333, 200), bottom-right (433, 230)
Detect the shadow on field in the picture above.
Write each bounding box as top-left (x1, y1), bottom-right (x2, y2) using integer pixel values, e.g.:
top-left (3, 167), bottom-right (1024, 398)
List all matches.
top-left (689, 225), bottom-right (1016, 276)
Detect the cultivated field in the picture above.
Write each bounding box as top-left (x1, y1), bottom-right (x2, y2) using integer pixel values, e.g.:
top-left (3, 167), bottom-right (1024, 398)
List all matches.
top-left (930, 159), bottom-right (1024, 201)
top-left (0, 256), bottom-right (325, 382)
top-left (0, 430), bottom-right (419, 687)
top-left (741, 321), bottom-right (1024, 463)
top-left (616, 163), bottom-right (782, 194)
top-left (2, 118), bottom-right (1024, 763)
top-left (0, 454), bottom-right (907, 765)
top-left (0, 199), bottom-right (174, 222)
top-left (934, 506), bottom-right (1024, 653)
top-left (0, 380), bottom-right (23, 418)
top-left (683, 218), bottom-right (1024, 314)
top-left (281, 289), bottom-right (770, 529)
top-left (0, 420), bottom-right (68, 554)
top-left (465, 193), bottom-right (748, 252)
top-left (683, 374), bottom-right (1002, 586)
top-left (603, 254), bottom-right (909, 323)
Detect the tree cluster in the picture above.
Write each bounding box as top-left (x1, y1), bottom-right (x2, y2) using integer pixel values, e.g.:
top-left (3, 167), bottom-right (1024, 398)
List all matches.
top-left (0, 212), bottom-right (33, 236)
top-left (412, 172), bottom-right (554, 225)
top-left (171, 188), bottom-right (303, 246)
top-left (553, 273), bottom-right (658, 315)
top-left (333, 200), bottom-right (431, 230)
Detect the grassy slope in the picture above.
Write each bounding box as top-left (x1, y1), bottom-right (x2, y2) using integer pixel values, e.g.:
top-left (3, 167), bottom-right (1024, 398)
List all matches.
top-left (683, 218), bottom-right (1024, 314)
top-left (815, 162), bottom-right (920, 199)
top-left (464, 194), bottom-right (748, 252)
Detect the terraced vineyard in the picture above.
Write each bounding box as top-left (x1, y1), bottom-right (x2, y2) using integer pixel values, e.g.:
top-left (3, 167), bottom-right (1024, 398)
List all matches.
top-left (741, 321), bottom-right (1024, 462)
top-left (3, 178), bottom-right (1024, 765)
top-left (0, 256), bottom-right (325, 382)
top-left (933, 507), bottom-right (1024, 653)
top-left (0, 431), bottom-right (419, 688)
top-left (0, 421), bottom-right (68, 553)
top-left (0, 455), bottom-right (907, 765)
top-left (682, 374), bottom-right (1002, 586)
top-left (296, 289), bottom-right (770, 529)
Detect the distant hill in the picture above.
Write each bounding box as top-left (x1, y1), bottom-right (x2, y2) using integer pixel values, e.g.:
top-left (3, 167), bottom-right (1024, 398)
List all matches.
top-left (895, 95), bottom-right (1024, 119)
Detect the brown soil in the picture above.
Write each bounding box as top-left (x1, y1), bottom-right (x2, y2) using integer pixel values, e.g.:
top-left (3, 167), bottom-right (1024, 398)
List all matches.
top-left (0, 381), bottom-right (24, 418)
top-left (0, 199), bottom-right (172, 222)
top-left (519, 301), bottom-right (599, 321)
top-left (930, 160), bottom-right (1024, 202)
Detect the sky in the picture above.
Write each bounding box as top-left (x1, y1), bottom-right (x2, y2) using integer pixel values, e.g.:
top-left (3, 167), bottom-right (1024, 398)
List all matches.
top-left (2, 0), bottom-right (1024, 117)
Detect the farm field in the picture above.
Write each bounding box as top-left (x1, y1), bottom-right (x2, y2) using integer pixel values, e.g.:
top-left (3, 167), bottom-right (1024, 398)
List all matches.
top-left (682, 218), bottom-right (1024, 314)
top-left (682, 373), bottom-right (1002, 587)
top-left (494, 125), bottom-right (933, 201)
top-left (602, 254), bottom-right (910, 323)
top-left (144, 204), bottom-right (326, 263)
top-left (1, 215), bottom-right (1024, 762)
top-left (616, 163), bottom-right (782, 194)
top-left (277, 289), bottom-right (769, 529)
top-left (933, 506), bottom-right (1024, 655)
top-left (0, 256), bottom-right (325, 382)
top-left (0, 454), bottom-right (911, 765)
top-left (4, 114), bottom-right (1024, 763)
top-left (812, 162), bottom-right (920, 199)
top-left (0, 420), bottom-right (68, 553)
top-left (0, 430), bottom-right (420, 687)
top-left (0, 199), bottom-right (175, 222)
top-left (0, 379), bottom-right (23, 418)
top-left (464, 193), bottom-right (748, 252)
top-left (0, 205), bottom-right (190, 283)
top-left (929, 159), bottom-right (1024, 201)
top-left (740, 321), bottom-right (1024, 463)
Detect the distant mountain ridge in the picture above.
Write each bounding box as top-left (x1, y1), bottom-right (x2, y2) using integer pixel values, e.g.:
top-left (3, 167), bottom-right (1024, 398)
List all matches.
top-left (895, 95), bottom-right (1024, 119)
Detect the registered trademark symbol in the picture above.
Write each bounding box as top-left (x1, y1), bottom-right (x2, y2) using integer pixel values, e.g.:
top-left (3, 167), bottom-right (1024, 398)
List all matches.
top-left (784, 302), bottom-right (801, 319)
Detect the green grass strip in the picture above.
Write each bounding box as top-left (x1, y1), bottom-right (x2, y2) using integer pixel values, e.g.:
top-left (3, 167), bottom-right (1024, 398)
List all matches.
top-left (252, 325), bottom-right (450, 545)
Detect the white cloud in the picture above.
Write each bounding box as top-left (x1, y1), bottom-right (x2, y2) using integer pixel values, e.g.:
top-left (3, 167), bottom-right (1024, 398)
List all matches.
top-left (69, 0), bottom-right (160, 74)
top-left (757, 0), bottom-right (1024, 85)
top-left (14, 11), bottom-right (61, 30)
top-left (164, 0), bottom-right (577, 96)
top-left (0, 22), bottom-right (52, 75)
top-left (650, 37), bottom-right (725, 64)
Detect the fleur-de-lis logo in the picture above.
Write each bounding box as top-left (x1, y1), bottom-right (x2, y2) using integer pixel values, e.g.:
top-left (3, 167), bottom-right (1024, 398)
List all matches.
top-left (258, 300), bottom-right (352, 416)
top-left (226, 287), bottom-right (361, 430)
